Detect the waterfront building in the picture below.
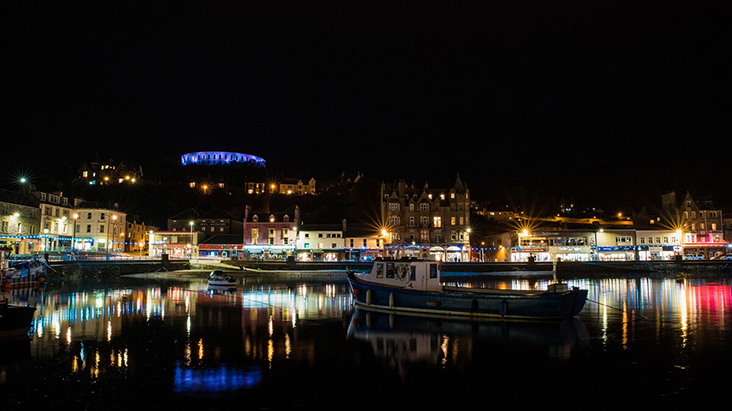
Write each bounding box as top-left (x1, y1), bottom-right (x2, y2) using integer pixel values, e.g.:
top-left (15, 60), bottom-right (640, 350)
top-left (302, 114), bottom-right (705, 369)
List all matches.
top-left (198, 234), bottom-right (243, 259)
top-left (75, 202), bottom-right (127, 253)
top-left (344, 223), bottom-right (385, 261)
top-left (295, 220), bottom-right (346, 261)
top-left (595, 228), bottom-right (637, 261)
top-left (380, 176), bottom-right (471, 261)
top-left (0, 189), bottom-right (41, 255)
top-left (31, 190), bottom-right (75, 252)
top-left (724, 217), bottom-right (732, 251)
top-left (660, 191), bottom-right (727, 259)
top-left (634, 229), bottom-right (681, 260)
top-left (242, 205), bottom-right (299, 260)
top-left (148, 230), bottom-right (199, 258)
top-left (511, 228), bottom-right (594, 262)
top-left (125, 218), bottom-right (150, 253)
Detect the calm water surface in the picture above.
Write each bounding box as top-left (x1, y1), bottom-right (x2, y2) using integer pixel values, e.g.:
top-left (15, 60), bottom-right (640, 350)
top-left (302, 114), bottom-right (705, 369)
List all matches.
top-left (2, 271), bottom-right (730, 409)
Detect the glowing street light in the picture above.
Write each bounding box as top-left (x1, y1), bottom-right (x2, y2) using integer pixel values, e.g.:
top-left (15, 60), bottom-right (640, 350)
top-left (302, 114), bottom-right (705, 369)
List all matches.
top-left (71, 213), bottom-right (79, 254)
top-left (106, 214), bottom-right (117, 260)
top-left (189, 221), bottom-right (195, 259)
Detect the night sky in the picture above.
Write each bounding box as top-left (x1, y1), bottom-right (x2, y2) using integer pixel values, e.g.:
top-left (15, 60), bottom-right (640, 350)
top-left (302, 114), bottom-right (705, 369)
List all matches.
top-left (7, 1), bottom-right (731, 209)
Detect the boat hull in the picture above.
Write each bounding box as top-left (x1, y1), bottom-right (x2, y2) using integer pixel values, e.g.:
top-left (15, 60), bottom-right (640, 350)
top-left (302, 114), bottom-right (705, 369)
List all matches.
top-left (208, 280), bottom-right (236, 286)
top-left (347, 275), bottom-right (587, 320)
top-left (0, 305), bottom-right (36, 338)
top-left (2, 263), bottom-right (47, 289)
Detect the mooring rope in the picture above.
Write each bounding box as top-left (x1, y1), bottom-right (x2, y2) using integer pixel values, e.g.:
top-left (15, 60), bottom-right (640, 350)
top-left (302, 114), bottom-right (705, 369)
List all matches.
top-left (586, 297), bottom-right (646, 320)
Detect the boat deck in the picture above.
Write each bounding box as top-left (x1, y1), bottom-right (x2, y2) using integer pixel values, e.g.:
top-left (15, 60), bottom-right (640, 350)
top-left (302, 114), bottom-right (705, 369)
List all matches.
top-left (442, 286), bottom-right (545, 296)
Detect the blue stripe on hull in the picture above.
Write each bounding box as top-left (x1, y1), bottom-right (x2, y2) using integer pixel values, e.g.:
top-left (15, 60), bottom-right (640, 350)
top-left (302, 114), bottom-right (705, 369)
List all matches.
top-left (348, 278), bottom-right (587, 320)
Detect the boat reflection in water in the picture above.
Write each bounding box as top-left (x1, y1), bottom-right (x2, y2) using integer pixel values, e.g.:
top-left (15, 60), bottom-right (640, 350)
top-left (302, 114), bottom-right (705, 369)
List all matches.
top-left (174, 364), bottom-right (263, 396)
top-left (347, 307), bottom-right (589, 377)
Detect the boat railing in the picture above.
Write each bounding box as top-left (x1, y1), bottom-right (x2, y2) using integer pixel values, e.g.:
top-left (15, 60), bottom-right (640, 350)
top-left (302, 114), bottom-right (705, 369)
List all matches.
top-left (442, 285), bottom-right (545, 296)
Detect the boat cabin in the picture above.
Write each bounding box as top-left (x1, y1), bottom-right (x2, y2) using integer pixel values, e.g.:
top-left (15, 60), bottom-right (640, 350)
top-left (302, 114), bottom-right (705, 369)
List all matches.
top-left (359, 258), bottom-right (442, 292)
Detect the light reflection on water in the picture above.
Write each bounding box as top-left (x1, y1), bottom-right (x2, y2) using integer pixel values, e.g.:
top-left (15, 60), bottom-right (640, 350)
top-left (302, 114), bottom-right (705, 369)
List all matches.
top-left (2, 273), bottom-right (730, 407)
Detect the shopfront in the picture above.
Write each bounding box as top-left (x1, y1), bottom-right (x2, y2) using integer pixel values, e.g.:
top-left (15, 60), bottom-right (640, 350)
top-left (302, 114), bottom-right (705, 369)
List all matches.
top-left (597, 246), bottom-right (637, 261)
top-left (243, 245), bottom-right (295, 261)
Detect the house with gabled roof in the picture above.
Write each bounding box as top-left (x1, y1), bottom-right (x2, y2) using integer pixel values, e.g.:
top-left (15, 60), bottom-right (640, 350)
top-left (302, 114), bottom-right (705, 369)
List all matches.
top-left (242, 205), bottom-right (300, 260)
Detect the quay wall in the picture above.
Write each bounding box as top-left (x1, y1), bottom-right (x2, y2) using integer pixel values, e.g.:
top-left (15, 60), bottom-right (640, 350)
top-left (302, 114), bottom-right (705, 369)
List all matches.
top-left (44, 259), bottom-right (732, 279)
top-left (444, 260), bottom-right (732, 279)
top-left (48, 259), bottom-right (189, 277)
top-left (235, 260), bottom-right (732, 279)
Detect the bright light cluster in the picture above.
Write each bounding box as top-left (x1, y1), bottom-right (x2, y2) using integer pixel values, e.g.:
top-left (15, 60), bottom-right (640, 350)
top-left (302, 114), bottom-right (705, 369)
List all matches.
top-left (180, 151), bottom-right (266, 167)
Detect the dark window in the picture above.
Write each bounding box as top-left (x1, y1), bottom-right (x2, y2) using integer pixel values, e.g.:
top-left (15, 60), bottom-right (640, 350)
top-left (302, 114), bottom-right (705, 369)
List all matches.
top-left (386, 263), bottom-right (395, 278)
top-left (429, 264), bottom-right (438, 279)
top-left (409, 266), bottom-right (416, 281)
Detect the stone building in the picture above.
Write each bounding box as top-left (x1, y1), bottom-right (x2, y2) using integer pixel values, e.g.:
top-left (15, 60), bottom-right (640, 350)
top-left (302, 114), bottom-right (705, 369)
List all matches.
top-left (380, 176), bottom-right (471, 261)
top-left (661, 191), bottom-right (726, 259)
top-left (0, 189), bottom-right (41, 254)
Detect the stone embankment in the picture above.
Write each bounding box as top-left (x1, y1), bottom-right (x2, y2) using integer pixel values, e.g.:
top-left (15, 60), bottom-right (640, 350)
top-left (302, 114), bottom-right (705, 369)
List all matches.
top-left (48, 259), bottom-right (189, 277)
top-left (47, 258), bottom-right (731, 279)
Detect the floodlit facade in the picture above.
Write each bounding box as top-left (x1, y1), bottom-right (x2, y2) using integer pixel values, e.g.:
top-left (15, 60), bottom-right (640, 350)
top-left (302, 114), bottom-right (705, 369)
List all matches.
top-left (242, 206), bottom-right (299, 260)
top-left (181, 151), bottom-right (266, 167)
top-left (381, 176), bottom-right (471, 261)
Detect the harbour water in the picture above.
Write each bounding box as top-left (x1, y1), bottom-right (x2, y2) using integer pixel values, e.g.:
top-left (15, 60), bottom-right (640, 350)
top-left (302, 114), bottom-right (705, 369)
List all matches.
top-left (1, 270), bottom-right (730, 409)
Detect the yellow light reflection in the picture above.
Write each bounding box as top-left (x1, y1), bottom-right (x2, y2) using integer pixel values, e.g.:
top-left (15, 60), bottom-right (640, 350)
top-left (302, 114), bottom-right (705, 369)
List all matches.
top-left (440, 335), bottom-right (449, 366)
top-left (268, 339), bottom-right (274, 367)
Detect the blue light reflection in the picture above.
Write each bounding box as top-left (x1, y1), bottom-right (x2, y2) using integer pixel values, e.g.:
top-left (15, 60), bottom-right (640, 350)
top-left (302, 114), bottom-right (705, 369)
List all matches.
top-left (174, 363), bottom-right (262, 395)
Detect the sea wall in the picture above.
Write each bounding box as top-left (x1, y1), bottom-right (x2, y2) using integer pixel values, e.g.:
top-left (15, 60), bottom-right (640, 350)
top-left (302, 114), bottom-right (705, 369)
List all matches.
top-left (443, 260), bottom-right (732, 279)
top-left (235, 259), bottom-right (732, 279)
top-left (48, 260), bottom-right (189, 277)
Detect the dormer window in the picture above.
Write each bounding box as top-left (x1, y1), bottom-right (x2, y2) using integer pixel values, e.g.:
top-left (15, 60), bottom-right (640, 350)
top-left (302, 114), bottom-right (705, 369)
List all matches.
top-left (284, 215), bottom-right (290, 222)
top-left (253, 215), bottom-right (259, 223)
top-left (269, 215), bottom-right (275, 223)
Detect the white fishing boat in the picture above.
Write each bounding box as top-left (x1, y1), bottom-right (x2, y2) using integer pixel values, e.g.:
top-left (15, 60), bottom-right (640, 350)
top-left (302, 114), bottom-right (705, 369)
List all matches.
top-left (347, 258), bottom-right (588, 320)
top-left (1, 248), bottom-right (47, 289)
top-left (208, 269), bottom-right (236, 286)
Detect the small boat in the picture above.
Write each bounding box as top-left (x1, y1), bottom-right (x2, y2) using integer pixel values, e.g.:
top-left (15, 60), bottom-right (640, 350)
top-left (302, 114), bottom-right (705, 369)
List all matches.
top-left (346, 258), bottom-right (588, 320)
top-left (0, 293), bottom-right (36, 339)
top-left (208, 269), bottom-right (236, 286)
top-left (1, 249), bottom-right (47, 289)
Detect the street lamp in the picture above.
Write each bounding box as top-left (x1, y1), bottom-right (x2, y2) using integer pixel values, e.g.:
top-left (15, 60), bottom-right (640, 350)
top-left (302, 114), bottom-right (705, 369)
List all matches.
top-left (72, 213), bottom-right (79, 255)
top-left (106, 214), bottom-right (117, 260)
top-left (189, 221), bottom-right (195, 259)
top-left (112, 215), bottom-right (118, 254)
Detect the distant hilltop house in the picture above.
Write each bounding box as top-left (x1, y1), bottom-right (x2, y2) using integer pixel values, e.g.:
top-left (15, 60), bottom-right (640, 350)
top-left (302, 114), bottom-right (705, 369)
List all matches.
top-left (245, 178), bottom-right (317, 195)
top-left (180, 151), bottom-right (266, 167)
top-left (76, 160), bottom-right (142, 185)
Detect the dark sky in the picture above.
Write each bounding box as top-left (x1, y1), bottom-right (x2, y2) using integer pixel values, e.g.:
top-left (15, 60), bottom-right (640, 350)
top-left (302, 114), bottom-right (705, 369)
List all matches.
top-left (6, 1), bottom-right (731, 208)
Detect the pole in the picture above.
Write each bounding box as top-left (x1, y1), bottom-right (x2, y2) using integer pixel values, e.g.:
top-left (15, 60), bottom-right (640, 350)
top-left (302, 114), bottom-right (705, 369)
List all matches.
top-left (71, 214), bottom-right (77, 255)
top-left (106, 217), bottom-right (110, 260)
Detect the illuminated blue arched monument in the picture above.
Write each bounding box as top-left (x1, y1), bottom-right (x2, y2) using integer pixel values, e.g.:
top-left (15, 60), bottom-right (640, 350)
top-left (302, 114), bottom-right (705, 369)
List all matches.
top-left (181, 151), bottom-right (266, 167)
